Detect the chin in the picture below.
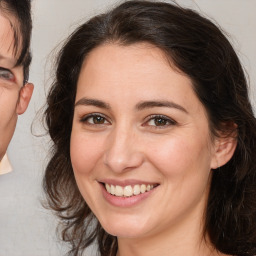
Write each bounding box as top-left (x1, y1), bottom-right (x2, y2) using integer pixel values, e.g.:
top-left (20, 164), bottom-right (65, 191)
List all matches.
top-left (104, 227), bottom-right (146, 239)
top-left (99, 216), bottom-right (150, 239)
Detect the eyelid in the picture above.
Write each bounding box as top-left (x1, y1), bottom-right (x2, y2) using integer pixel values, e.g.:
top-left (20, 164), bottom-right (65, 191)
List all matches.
top-left (143, 114), bottom-right (177, 127)
top-left (80, 112), bottom-right (111, 124)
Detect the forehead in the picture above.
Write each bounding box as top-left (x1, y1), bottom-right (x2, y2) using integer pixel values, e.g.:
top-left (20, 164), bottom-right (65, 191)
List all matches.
top-left (77, 43), bottom-right (205, 114)
top-left (80, 43), bottom-right (177, 86)
top-left (0, 11), bottom-right (20, 66)
top-left (79, 42), bottom-right (189, 89)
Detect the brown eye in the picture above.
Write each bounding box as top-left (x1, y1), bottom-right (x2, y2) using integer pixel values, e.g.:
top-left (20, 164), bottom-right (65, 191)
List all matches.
top-left (146, 115), bottom-right (176, 128)
top-left (93, 116), bottom-right (105, 124)
top-left (80, 114), bottom-right (109, 125)
top-left (154, 118), bottom-right (168, 126)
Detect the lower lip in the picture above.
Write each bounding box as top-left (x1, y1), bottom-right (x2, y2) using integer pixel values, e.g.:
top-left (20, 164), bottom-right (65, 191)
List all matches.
top-left (100, 184), bottom-right (157, 207)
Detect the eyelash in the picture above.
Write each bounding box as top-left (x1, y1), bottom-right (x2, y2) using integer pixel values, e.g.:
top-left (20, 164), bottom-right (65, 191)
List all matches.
top-left (144, 114), bottom-right (177, 128)
top-left (80, 113), bottom-right (110, 125)
top-left (0, 67), bottom-right (15, 82)
top-left (80, 113), bottom-right (176, 129)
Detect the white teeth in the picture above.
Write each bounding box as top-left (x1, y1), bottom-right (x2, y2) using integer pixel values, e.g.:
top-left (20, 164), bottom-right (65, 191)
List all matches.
top-left (115, 185), bottom-right (124, 196)
top-left (124, 185), bottom-right (133, 197)
top-left (110, 185), bottom-right (115, 195)
top-left (141, 184), bottom-right (146, 193)
top-left (106, 183), bottom-right (111, 192)
top-left (147, 185), bottom-right (153, 191)
top-left (105, 183), bottom-right (156, 197)
top-left (133, 185), bottom-right (140, 195)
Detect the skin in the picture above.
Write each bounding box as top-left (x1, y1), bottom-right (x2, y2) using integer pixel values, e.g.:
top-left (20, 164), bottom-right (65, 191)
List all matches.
top-left (70, 43), bottom-right (236, 256)
top-left (0, 11), bottom-right (33, 161)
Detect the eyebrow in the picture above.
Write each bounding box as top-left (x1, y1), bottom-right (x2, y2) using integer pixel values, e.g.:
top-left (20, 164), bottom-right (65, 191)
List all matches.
top-left (75, 98), bottom-right (110, 109)
top-left (75, 97), bottom-right (187, 114)
top-left (135, 100), bottom-right (188, 113)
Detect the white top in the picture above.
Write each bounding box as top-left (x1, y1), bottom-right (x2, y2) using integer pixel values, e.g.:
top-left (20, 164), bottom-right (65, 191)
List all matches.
top-left (0, 154), bottom-right (12, 175)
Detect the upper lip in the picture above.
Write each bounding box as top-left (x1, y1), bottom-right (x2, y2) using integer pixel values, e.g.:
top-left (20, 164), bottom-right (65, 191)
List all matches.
top-left (98, 179), bottom-right (159, 187)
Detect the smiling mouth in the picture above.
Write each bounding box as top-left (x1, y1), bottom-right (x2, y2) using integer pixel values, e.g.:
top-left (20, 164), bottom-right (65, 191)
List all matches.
top-left (104, 183), bottom-right (158, 197)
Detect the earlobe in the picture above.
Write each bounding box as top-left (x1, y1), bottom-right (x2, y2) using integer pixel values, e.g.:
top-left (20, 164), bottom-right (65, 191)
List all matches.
top-left (16, 83), bottom-right (34, 115)
top-left (211, 130), bottom-right (237, 169)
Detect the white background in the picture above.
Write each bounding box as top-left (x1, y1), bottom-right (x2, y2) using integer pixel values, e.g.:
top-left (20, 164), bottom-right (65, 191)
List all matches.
top-left (0, 0), bottom-right (255, 255)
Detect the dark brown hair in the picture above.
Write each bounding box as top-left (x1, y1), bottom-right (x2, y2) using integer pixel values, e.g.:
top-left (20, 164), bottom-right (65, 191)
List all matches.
top-left (0, 0), bottom-right (32, 83)
top-left (43, 1), bottom-right (256, 255)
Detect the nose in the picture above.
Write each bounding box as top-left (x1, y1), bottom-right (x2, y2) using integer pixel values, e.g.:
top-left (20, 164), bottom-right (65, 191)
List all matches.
top-left (103, 127), bottom-right (144, 173)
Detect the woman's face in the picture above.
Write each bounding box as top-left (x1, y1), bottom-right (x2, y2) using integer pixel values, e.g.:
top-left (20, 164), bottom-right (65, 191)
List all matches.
top-left (70, 43), bottom-right (217, 239)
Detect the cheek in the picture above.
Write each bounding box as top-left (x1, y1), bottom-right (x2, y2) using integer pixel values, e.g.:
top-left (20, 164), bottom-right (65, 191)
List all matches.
top-left (0, 90), bottom-right (19, 128)
top-left (147, 134), bottom-right (212, 178)
top-left (70, 131), bottom-right (104, 176)
top-left (0, 91), bottom-right (19, 157)
top-left (147, 136), bottom-right (212, 218)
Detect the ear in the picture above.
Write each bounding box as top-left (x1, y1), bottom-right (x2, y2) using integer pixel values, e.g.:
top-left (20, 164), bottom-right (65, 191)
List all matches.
top-left (16, 83), bottom-right (34, 115)
top-left (211, 129), bottom-right (237, 169)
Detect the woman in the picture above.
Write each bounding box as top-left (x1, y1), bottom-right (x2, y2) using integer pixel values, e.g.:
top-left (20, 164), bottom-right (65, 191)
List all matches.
top-left (44, 1), bottom-right (256, 256)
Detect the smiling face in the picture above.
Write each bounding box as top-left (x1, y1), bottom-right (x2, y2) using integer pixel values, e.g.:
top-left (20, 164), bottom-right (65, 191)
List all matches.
top-left (0, 11), bottom-right (33, 160)
top-left (70, 43), bottom-right (217, 241)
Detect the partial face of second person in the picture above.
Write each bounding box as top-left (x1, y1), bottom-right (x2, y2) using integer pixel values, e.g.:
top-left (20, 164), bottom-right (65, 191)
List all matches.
top-left (70, 43), bottom-right (235, 241)
top-left (0, 10), bottom-right (33, 161)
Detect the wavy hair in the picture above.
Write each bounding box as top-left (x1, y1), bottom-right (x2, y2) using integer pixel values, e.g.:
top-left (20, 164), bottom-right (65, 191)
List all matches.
top-left (43, 1), bottom-right (256, 255)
